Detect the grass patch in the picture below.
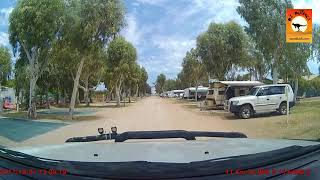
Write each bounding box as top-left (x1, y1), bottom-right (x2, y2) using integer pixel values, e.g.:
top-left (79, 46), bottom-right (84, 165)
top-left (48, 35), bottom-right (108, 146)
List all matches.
top-left (230, 98), bottom-right (320, 140)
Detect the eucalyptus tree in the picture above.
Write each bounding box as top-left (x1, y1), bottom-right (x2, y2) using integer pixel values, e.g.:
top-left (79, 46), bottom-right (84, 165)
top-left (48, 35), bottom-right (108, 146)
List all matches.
top-left (58, 0), bottom-right (125, 116)
top-left (181, 48), bottom-right (207, 101)
top-left (0, 47), bottom-right (11, 86)
top-left (237, 0), bottom-right (293, 84)
top-left (9, 0), bottom-right (64, 118)
top-left (244, 38), bottom-right (270, 81)
top-left (124, 63), bottom-right (140, 102)
top-left (279, 43), bottom-right (312, 100)
top-left (78, 49), bottom-right (105, 106)
top-left (196, 22), bottom-right (248, 80)
top-left (155, 74), bottom-right (166, 94)
top-left (138, 67), bottom-right (148, 97)
top-left (106, 37), bottom-right (137, 107)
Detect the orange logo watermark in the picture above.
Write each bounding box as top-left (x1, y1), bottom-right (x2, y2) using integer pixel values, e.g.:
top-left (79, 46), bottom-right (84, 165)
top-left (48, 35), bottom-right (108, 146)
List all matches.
top-left (286, 9), bottom-right (312, 43)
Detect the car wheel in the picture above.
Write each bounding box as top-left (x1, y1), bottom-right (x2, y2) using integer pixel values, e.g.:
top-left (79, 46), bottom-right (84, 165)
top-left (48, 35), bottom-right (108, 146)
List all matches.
top-left (279, 102), bottom-right (287, 115)
top-left (239, 105), bottom-right (252, 119)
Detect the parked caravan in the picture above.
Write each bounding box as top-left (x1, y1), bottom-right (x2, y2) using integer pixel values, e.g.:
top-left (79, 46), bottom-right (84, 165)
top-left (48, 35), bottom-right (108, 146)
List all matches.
top-left (204, 80), bottom-right (263, 109)
top-left (183, 86), bottom-right (208, 100)
top-left (167, 90), bottom-right (184, 98)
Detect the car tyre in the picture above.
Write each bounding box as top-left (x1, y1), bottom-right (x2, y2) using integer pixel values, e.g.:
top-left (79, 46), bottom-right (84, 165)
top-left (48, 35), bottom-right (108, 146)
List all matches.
top-left (239, 105), bottom-right (252, 119)
top-left (279, 102), bottom-right (287, 115)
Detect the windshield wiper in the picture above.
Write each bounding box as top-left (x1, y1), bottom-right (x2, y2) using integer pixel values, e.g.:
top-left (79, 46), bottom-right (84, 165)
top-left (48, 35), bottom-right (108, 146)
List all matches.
top-left (65, 130), bottom-right (247, 143)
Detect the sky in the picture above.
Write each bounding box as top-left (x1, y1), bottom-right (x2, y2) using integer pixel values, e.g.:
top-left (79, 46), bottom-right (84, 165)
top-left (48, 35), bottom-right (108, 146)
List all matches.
top-left (1, 0), bottom-right (320, 85)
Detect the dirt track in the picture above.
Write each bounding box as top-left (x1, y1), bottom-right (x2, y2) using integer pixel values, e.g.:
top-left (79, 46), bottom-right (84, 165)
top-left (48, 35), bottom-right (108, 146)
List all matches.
top-left (16, 96), bottom-right (293, 147)
top-left (16, 97), bottom-right (229, 146)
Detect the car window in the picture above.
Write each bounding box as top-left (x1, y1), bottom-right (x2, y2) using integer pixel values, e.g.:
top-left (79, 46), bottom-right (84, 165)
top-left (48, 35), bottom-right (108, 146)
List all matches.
top-left (269, 86), bottom-right (285, 95)
top-left (257, 87), bottom-right (270, 96)
top-left (248, 87), bottom-right (259, 95)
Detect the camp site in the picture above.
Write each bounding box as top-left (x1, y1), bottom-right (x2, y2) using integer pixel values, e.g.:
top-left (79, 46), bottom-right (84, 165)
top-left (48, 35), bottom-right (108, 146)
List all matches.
top-left (0, 1), bottom-right (320, 179)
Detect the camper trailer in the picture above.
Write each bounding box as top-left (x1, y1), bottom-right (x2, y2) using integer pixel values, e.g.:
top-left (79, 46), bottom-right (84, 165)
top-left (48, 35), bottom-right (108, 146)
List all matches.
top-left (167, 90), bottom-right (184, 98)
top-left (183, 86), bottom-right (208, 100)
top-left (204, 80), bottom-right (263, 109)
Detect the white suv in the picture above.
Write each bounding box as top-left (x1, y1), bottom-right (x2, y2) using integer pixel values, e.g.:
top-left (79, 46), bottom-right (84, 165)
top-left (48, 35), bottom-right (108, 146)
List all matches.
top-left (228, 84), bottom-right (295, 119)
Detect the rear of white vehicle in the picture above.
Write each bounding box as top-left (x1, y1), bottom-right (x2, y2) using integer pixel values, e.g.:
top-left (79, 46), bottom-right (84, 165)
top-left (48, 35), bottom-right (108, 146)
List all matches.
top-left (228, 84), bottom-right (295, 119)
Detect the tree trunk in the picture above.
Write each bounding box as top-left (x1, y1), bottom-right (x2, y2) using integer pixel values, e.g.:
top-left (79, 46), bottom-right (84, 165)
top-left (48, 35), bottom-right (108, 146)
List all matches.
top-left (195, 84), bottom-right (199, 102)
top-left (128, 88), bottom-right (131, 103)
top-left (272, 66), bottom-right (279, 84)
top-left (84, 75), bottom-right (90, 106)
top-left (69, 58), bottom-right (85, 118)
top-left (134, 84), bottom-right (139, 100)
top-left (272, 48), bottom-right (279, 84)
top-left (56, 89), bottom-right (60, 105)
top-left (76, 90), bottom-right (80, 105)
top-left (28, 76), bottom-right (37, 118)
top-left (115, 84), bottom-right (121, 107)
top-left (17, 91), bottom-right (22, 111)
top-left (122, 86), bottom-right (126, 107)
top-left (45, 87), bottom-right (50, 109)
top-left (62, 89), bottom-right (67, 105)
top-left (294, 78), bottom-right (299, 102)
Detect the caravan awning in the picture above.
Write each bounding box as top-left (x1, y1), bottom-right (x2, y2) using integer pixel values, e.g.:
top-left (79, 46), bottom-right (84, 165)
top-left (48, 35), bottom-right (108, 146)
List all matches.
top-left (219, 81), bottom-right (263, 87)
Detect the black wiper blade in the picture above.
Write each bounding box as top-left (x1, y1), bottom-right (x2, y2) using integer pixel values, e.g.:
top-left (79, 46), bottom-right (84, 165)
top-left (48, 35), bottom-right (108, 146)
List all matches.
top-left (189, 131), bottom-right (247, 138)
top-left (66, 133), bottom-right (117, 142)
top-left (65, 130), bottom-right (247, 143)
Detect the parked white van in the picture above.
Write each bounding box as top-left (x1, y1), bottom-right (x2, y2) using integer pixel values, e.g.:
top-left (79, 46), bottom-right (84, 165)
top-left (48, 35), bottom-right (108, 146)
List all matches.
top-left (228, 84), bottom-right (295, 119)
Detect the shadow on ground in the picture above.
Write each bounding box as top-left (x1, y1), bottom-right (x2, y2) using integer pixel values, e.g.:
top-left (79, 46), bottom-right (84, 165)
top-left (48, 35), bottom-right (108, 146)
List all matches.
top-left (0, 117), bottom-right (67, 142)
top-left (38, 108), bottom-right (96, 116)
top-left (221, 112), bottom-right (283, 120)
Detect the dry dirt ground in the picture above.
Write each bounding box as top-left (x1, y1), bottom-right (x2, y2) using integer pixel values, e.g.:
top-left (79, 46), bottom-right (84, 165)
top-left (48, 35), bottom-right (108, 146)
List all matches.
top-left (5, 96), bottom-right (316, 148)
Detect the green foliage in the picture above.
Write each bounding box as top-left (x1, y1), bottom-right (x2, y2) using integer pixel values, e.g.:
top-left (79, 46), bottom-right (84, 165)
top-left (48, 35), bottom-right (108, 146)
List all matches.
top-left (180, 48), bottom-right (207, 85)
top-left (106, 36), bottom-right (137, 78)
top-left (237, 0), bottom-right (293, 83)
top-left (197, 22), bottom-right (248, 79)
top-left (298, 77), bottom-right (320, 97)
top-left (279, 43), bottom-right (311, 80)
top-left (139, 67), bottom-right (148, 91)
top-left (164, 79), bottom-right (178, 91)
top-left (237, 0), bottom-right (291, 56)
top-left (60, 0), bottom-right (125, 54)
top-left (0, 47), bottom-right (12, 85)
top-left (155, 74), bottom-right (166, 93)
top-left (9, 0), bottom-right (64, 52)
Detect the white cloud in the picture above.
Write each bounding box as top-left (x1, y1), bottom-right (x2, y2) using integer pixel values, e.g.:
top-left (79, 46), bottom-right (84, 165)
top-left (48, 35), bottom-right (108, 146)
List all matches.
top-left (292, 0), bottom-right (320, 24)
top-left (168, 0), bottom-right (243, 26)
top-left (0, 32), bottom-right (9, 46)
top-left (142, 36), bottom-right (196, 80)
top-left (129, 0), bottom-right (248, 83)
top-left (134, 0), bottom-right (168, 6)
top-left (0, 7), bottom-right (13, 26)
top-left (132, 2), bottom-right (140, 7)
top-left (123, 14), bottom-right (142, 46)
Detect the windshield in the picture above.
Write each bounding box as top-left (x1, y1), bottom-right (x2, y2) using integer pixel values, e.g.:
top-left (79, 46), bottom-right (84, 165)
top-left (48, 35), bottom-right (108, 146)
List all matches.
top-left (248, 87), bottom-right (260, 96)
top-left (1, 0), bottom-right (320, 178)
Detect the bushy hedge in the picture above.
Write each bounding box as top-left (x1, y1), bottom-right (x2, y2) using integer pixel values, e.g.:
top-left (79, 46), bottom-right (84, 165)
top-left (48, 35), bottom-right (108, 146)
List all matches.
top-left (298, 77), bottom-right (320, 97)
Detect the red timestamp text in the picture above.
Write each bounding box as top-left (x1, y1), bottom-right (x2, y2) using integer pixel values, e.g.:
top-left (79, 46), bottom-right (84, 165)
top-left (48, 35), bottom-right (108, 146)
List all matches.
top-left (225, 168), bottom-right (311, 176)
top-left (0, 169), bottom-right (68, 176)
